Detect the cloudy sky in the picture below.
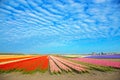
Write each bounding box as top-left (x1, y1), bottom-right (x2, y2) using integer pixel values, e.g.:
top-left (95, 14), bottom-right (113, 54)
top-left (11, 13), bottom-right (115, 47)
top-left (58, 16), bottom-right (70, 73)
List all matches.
top-left (0, 0), bottom-right (120, 54)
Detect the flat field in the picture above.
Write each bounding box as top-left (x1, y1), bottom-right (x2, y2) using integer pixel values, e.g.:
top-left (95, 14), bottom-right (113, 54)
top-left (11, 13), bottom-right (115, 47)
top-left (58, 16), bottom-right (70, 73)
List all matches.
top-left (0, 55), bottom-right (120, 80)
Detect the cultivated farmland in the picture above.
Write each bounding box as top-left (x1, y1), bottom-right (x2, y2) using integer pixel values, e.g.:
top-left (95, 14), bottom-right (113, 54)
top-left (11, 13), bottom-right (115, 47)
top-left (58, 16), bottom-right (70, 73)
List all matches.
top-left (0, 55), bottom-right (120, 80)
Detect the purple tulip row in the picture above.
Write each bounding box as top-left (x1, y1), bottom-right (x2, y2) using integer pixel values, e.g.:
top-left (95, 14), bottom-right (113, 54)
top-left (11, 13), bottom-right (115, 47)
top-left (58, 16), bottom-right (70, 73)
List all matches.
top-left (85, 54), bottom-right (120, 59)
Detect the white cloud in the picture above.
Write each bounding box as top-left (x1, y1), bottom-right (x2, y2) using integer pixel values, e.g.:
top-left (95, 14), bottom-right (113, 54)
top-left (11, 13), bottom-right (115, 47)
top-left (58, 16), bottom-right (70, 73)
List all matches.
top-left (0, 0), bottom-right (120, 43)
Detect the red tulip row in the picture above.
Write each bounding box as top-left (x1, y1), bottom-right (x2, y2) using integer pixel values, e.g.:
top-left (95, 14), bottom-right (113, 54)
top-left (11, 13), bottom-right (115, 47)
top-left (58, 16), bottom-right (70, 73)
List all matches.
top-left (49, 56), bottom-right (87, 73)
top-left (0, 56), bottom-right (49, 72)
top-left (73, 58), bottom-right (120, 68)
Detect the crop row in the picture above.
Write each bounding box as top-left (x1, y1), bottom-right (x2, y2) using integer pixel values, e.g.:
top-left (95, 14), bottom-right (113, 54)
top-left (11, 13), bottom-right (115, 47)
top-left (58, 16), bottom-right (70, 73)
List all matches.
top-left (73, 58), bottom-right (120, 68)
top-left (0, 56), bottom-right (33, 63)
top-left (0, 56), bottom-right (48, 73)
top-left (49, 56), bottom-right (87, 74)
top-left (85, 54), bottom-right (120, 59)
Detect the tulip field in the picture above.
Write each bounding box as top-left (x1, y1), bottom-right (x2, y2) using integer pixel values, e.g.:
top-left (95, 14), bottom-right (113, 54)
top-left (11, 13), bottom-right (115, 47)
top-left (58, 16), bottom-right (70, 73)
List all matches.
top-left (73, 58), bottom-right (120, 68)
top-left (49, 56), bottom-right (87, 73)
top-left (84, 54), bottom-right (120, 59)
top-left (0, 55), bottom-right (49, 73)
top-left (0, 55), bottom-right (120, 74)
top-left (0, 56), bottom-right (33, 63)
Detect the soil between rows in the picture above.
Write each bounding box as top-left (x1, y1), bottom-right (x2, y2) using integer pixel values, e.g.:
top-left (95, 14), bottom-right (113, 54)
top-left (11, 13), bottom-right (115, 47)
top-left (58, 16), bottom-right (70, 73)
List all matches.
top-left (0, 70), bottom-right (120, 80)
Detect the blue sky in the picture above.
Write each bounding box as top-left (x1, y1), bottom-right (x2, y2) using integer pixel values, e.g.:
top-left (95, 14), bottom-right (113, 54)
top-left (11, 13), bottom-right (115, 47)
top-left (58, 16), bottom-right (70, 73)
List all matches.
top-left (0, 0), bottom-right (120, 54)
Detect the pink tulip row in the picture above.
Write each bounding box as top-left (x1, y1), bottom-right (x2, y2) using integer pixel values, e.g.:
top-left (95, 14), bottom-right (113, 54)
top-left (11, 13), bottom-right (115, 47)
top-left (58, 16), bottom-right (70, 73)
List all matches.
top-left (56, 57), bottom-right (87, 68)
top-left (53, 56), bottom-right (86, 72)
top-left (73, 58), bottom-right (120, 68)
top-left (50, 56), bottom-right (72, 72)
top-left (49, 57), bottom-right (62, 73)
top-left (49, 56), bottom-right (86, 73)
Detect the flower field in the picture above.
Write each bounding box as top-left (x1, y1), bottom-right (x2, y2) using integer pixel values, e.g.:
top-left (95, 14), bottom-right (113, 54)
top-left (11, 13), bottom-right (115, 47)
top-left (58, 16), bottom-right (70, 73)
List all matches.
top-left (73, 58), bottom-right (120, 68)
top-left (49, 56), bottom-right (87, 74)
top-left (0, 55), bottom-right (34, 63)
top-left (0, 56), bottom-right (33, 63)
top-left (0, 56), bottom-right (48, 73)
top-left (0, 55), bottom-right (120, 74)
top-left (85, 54), bottom-right (120, 59)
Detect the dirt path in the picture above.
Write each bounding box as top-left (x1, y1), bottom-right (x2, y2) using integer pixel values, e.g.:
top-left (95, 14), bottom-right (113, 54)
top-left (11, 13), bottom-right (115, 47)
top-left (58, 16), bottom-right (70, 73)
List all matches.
top-left (0, 70), bottom-right (120, 80)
